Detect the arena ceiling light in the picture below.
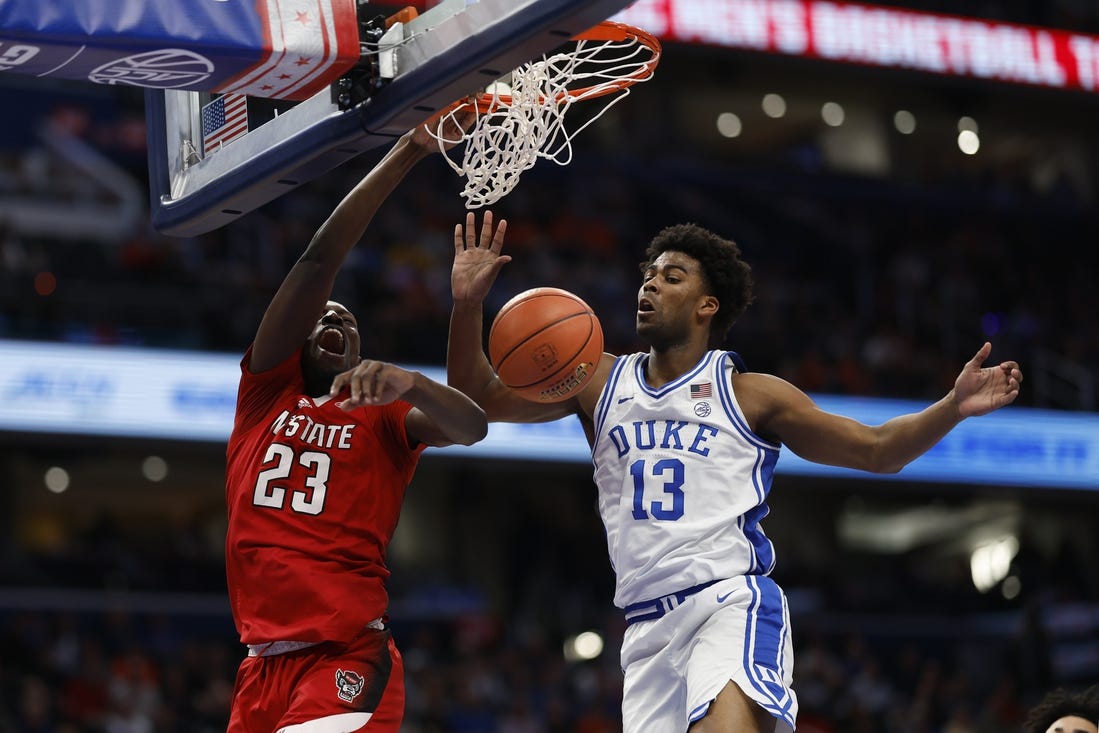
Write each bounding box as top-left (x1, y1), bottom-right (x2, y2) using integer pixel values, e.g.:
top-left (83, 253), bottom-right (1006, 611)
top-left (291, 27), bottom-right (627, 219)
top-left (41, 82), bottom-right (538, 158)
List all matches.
top-left (893, 109), bottom-right (917, 134)
top-left (716, 111), bottom-right (743, 137)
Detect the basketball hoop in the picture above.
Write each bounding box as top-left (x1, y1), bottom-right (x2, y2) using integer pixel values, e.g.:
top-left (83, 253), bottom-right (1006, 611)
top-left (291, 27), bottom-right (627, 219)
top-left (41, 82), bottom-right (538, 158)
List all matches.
top-left (431, 20), bottom-right (661, 210)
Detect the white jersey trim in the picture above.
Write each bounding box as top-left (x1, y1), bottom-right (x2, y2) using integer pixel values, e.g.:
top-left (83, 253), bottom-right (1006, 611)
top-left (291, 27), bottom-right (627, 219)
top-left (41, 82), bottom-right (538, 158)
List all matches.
top-left (717, 352), bottom-right (780, 451)
top-left (593, 354), bottom-right (630, 441)
top-left (277, 712), bottom-right (372, 732)
top-left (634, 351), bottom-right (717, 398)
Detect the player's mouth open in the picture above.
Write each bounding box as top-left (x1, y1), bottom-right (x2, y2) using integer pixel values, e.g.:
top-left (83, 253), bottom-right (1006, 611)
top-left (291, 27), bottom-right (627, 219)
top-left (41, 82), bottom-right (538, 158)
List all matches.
top-left (318, 326), bottom-right (345, 355)
top-left (638, 299), bottom-right (655, 316)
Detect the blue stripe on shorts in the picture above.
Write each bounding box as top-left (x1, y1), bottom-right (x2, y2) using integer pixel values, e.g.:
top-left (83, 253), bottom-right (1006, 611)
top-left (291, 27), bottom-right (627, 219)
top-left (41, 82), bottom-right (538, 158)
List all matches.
top-left (743, 576), bottom-right (796, 726)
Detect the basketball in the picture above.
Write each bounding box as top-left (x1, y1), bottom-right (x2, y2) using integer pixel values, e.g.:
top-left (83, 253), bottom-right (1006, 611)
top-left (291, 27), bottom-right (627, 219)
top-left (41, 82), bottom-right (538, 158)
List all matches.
top-left (488, 287), bottom-right (604, 403)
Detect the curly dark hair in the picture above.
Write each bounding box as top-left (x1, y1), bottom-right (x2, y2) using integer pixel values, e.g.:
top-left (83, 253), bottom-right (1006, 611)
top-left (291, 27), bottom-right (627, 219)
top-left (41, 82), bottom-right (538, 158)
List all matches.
top-left (1024, 685), bottom-right (1099, 733)
top-left (641, 223), bottom-right (754, 344)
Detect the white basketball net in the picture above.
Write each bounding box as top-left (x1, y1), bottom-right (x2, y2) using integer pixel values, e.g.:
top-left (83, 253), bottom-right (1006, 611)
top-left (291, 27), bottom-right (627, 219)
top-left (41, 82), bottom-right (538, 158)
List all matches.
top-left (431, 31), bottom-right (658, 210)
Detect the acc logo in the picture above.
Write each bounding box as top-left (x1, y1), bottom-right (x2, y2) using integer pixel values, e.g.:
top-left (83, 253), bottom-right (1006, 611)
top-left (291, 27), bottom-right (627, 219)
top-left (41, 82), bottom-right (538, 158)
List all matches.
top-left (89, 49), bottom-right (214, 89)
top-left (693, 401), bottom-right (711, 418)
top-left (335, 668), bottom-right (365, 702)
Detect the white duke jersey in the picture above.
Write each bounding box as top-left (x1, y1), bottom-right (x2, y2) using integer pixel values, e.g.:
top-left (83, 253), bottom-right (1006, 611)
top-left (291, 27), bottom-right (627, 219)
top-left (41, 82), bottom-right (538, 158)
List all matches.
top-left (592, 350), bottom-right (781, 609)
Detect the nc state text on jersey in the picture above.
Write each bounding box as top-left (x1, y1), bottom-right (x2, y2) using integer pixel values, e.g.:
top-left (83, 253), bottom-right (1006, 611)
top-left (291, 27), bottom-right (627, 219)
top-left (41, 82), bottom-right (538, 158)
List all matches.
top-left (269, 410), bottom-right (356, 449)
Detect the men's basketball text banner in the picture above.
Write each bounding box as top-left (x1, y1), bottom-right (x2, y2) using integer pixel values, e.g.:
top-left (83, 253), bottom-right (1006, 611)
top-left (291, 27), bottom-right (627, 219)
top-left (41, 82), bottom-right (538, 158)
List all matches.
top-left (0, 0), bottom-right (359, 100)
top-left (615, 0), bottom-right (1099, 93)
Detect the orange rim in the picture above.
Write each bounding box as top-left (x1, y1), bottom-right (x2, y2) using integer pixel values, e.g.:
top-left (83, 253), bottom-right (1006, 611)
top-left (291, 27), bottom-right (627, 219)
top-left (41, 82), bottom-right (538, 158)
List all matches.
top-left (385, 6), bottom-right (419, 29)
top-left (453, 20), bottom-right (662, 114)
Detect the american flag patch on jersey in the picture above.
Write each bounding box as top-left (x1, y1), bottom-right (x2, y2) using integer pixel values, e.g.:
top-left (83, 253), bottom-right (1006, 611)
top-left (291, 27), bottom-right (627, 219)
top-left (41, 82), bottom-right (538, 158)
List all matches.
top-left (689, 382), bottom-right (712, 398)
top-left (202, 93), bottom-right (248, 156)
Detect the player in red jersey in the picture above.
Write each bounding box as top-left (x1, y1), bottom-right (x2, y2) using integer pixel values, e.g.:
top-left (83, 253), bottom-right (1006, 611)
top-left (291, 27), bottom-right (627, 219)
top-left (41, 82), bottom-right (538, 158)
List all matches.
top-left (224, 111), bottom-right (486, 733)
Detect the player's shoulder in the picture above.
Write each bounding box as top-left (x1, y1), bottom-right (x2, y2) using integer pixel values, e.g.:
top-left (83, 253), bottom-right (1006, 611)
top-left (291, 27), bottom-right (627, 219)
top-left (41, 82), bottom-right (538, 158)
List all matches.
top-left (597, 351), bottom-right (643, 383)
top-left (731, 370), bottom-right (812, 420)
top-left (729, 371), bottom-right (808, 441)
top-left (594, 350), bottom-right (631, 379)
top-left (574, 352), bottom-right (625, 415)
top-left (730, 369), bottom-right (795, 390)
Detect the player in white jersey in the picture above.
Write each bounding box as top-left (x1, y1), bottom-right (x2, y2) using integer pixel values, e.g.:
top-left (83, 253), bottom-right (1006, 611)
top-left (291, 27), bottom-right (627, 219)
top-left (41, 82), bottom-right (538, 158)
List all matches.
top-left (447, 213), bottom-right (1023, 733)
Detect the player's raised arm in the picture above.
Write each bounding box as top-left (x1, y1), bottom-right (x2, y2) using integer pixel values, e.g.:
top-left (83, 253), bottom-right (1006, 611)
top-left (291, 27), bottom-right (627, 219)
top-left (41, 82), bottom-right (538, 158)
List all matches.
top-left (745, 342), bottom-right (1023, 473)
top-left (448, 211), bottom-right (583, 423)
top-left (250, 111), bottom-right (471, 373)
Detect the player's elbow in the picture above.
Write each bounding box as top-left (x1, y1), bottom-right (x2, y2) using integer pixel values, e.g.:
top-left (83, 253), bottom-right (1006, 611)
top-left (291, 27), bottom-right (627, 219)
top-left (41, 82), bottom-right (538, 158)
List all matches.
top-left (871, 461), bottom-right (906, 475)
top-left (464, 420), bottom-right (490, 446)
top-left (451, 411), bottom-right (489, 446)
top-left (862, 446), bottom-right (908, 474)
top-left (848, 437), bottom-right (908, 474)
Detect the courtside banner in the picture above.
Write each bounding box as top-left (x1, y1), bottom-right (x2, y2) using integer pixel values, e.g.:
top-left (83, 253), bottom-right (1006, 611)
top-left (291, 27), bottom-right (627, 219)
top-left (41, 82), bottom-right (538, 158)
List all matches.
top-left (0, 339), bottom-right (1097, 490)
top-left (615, 0), bottom-right (1099, 93)
top-left (0, 0), bottom-right (359, 100)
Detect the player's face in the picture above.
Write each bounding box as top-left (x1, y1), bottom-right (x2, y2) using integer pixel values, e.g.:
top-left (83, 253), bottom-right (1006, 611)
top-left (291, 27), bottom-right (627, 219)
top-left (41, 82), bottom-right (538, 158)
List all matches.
top-left (303, 301), bottom-right (361, 377)
top-left (1045, 716), bottom-right (1099, 733)
top-left (637, 251), bottom-right (710, 347)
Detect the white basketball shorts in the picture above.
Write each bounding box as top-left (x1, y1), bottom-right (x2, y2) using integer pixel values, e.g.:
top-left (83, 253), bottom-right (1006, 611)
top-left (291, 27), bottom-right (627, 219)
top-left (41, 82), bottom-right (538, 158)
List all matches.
top-left (619, 574), bottom-right (797, 732)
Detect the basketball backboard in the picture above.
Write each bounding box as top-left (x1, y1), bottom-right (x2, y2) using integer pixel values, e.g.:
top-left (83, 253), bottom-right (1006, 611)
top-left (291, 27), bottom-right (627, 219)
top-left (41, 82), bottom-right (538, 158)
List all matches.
top-left (145, 0), bottom-right (638, 237)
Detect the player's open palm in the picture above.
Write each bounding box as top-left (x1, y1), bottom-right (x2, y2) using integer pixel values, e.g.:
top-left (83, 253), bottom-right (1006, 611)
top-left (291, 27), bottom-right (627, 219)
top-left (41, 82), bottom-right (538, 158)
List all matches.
top-left (953, 342), bottom-right (1023, 417)
top-left (331, 360), bottom-right (415, 409)
top-left (452, 210), bottom-right (509, 303)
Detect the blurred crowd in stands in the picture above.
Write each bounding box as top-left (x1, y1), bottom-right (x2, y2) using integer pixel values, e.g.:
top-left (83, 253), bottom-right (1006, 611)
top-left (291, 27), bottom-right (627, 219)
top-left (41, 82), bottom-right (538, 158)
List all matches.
top-left (0, 588), bottom-right (1088, 732)
top-left (2, 463), bottom-right (1095, 732)
top-left (1, 106), bottom-right (1097, 411)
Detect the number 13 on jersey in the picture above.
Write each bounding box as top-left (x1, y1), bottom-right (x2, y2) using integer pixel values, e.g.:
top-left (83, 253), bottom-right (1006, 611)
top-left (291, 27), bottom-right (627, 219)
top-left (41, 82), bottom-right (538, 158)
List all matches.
top-left (630, 458), bottom-right (685, 521)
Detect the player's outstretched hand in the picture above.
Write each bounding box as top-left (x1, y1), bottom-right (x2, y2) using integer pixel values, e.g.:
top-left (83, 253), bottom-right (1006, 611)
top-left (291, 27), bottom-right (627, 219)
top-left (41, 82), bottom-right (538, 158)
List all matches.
top-left (953, 342), bottom-right (1023, 417)
top-left (452, 210), bottom-right (509, 304)
top-left (331, 360), bottom-right (415, 409)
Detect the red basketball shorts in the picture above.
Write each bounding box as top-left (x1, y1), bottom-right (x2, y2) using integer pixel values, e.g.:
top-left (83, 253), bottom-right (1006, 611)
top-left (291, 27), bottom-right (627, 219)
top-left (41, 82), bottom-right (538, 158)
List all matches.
top-left (227, 626), bottom-right (404, 733)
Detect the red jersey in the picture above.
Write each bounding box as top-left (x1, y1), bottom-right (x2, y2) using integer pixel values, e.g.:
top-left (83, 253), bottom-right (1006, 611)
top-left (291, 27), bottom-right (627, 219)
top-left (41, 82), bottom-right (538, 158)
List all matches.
top-left (224, 347), bottom-right (424, 644)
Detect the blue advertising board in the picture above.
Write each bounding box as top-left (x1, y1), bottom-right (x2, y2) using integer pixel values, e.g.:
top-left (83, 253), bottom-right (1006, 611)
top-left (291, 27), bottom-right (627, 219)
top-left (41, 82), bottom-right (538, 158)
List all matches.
top-left (0, 339), bottom-right (1096, 490)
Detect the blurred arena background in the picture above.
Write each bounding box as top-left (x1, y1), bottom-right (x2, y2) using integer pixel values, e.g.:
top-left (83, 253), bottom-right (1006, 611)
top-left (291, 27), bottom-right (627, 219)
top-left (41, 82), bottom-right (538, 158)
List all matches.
top-left (1, 1), bottom-right (1098, 731)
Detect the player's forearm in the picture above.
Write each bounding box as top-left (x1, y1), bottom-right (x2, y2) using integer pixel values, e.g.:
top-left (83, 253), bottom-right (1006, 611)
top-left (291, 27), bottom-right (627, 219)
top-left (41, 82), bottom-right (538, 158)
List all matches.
top-left (301, 133), bottom-right (428, 268)
top-left (447, 301), bottom-right (499, 404)
top-left (446, 301), bottom-right (573, 424)
top-left (251, 133), bottom-right (430, 371)
top-left (871, 392), bottom-right (964, 473)
top-left (405, 374), bottom-right (488, 446)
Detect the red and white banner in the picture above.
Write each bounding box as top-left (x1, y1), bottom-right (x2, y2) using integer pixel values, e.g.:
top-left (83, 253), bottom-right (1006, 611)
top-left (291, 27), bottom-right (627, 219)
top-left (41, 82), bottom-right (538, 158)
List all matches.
top-left (216, 0), bottom-right (361, 100)
top-left (615, 0), bottom-right (1099, 92)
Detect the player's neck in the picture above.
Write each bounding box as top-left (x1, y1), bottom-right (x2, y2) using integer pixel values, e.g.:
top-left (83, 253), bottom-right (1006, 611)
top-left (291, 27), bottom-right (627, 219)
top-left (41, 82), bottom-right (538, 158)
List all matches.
top-left (302, 366), bottom-right (336, 399)
top-left (645, 346), bottom-right (709, 390)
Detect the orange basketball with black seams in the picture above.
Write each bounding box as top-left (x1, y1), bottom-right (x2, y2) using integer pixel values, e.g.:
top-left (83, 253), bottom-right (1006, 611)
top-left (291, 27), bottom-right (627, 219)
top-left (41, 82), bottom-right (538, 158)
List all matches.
top-left (488, 287), bottom-right (604, 403)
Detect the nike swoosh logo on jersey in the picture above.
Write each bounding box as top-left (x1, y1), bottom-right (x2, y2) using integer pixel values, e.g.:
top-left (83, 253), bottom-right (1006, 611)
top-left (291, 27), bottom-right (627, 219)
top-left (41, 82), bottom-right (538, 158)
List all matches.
top-left (617, 396), bottom-right (633, 404)
top-left (717, 591), bottom-right (734, 604)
